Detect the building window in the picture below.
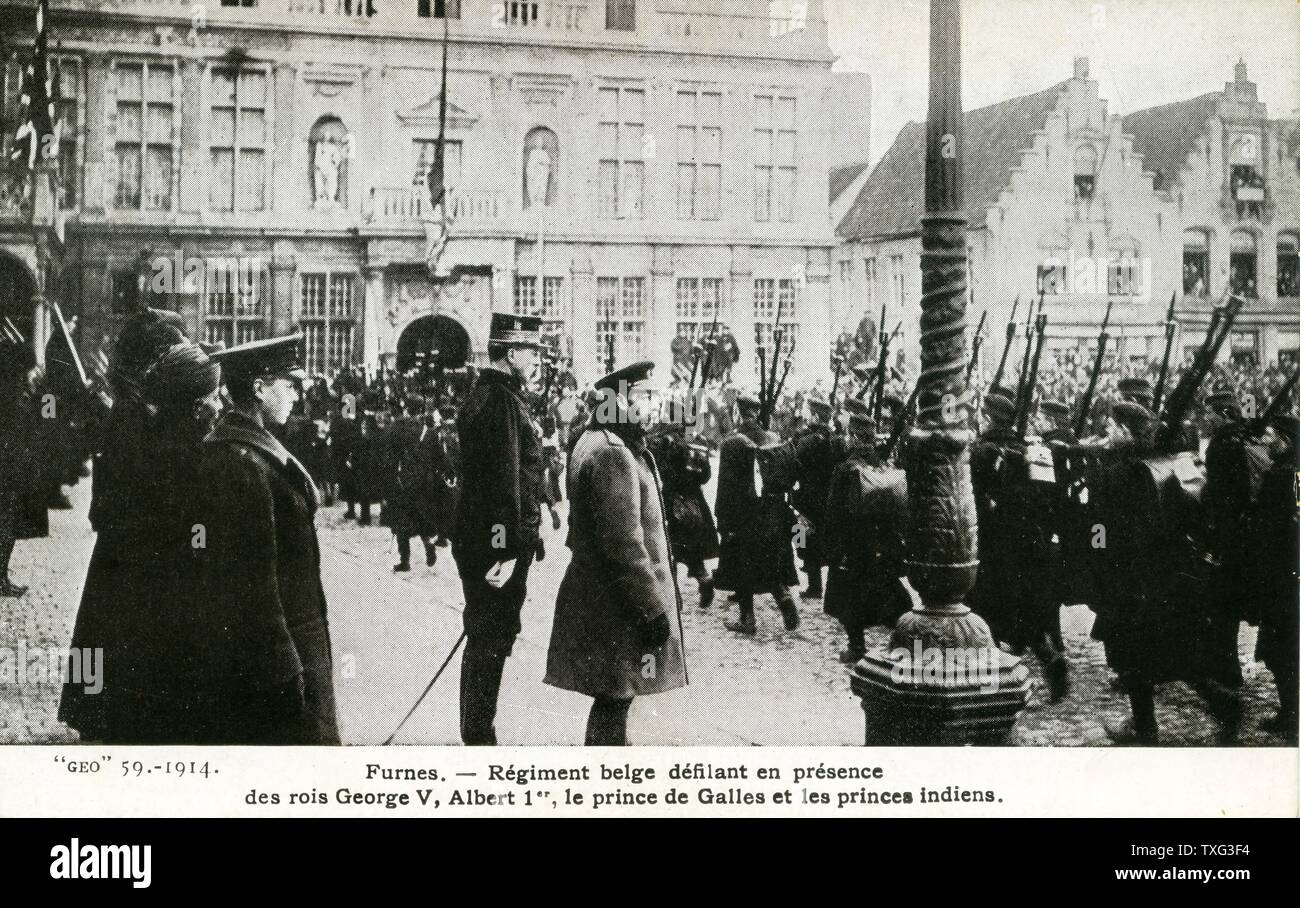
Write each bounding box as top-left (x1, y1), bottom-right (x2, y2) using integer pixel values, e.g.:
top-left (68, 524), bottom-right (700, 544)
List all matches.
top-left (597, 86), bottom-right (645, 219)
top-left (1277, 233), bottom-right (1299, 298)
top-left (209, 67), bottom-right (267, 213)
top-left (1230, 134), bottom-right (1264, 220)
top-left (752, 278), bottom-right (798, 383)
top-left (675, 89), bottom-right (721, 220)
top-left (503, 1), bottom-right (540, 25)
top-left (298, 272), bottom-right (355, 376)
top-left (204, 263), bottom-right (267, 349)
top-left (606, 0), bottom-right (635, 30)
top-left (1107, 250), bottom-right (1141, 296)
top-left (1229, 329), bottom-right (1258, 367)
top-left (838, 260), bottom-right (852, 298)
top-left (512, 275), bottom-right (564, 332)
top-left (416, 0), bottom-right (460, 17)
top-left (114, 61), bottom-right (174, 210)
top-left (1183, 229), bottom-right (1210, 297)
top-left (863, 257), bottom-right (877, 315)
top-left (1073, 145), bottom-right (1097, 201)
top-left (888, 254), bottom-right (905, 307)
top-left (221, 0), bottom-right (258, 6)
top-left (754, 94), bottom-right (796, 222)
top-left (53, 57), bottom-right (81, 208)
top-left (1229, 230), bottom-right (1258, 298)
top-left (674, 277), bottom-right (725, 343)
top-left (413, 138), bottom-right (461, 190)
top-left (1278, 331), bottom-right (1299, 369)
top-left (513, 274), bottom-right (537, 316)
top-left (595, 276), bottom-right (645, 369)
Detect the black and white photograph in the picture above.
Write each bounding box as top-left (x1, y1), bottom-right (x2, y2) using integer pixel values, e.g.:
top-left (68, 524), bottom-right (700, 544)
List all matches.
top-left (0, 0), bottom-right (1296, 768)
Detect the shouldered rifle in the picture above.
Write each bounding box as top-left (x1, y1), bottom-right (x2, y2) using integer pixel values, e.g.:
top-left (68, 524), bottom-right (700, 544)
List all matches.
top-left (883, 380), bottom-right (922, 461)
top-left (757, 345), bottom-right (768, 425)
top-left (761, 294), bottom-right (786, 427)
top-left (966, 309), bottom-right (988, 384)
top-left (1072, 299), bottom-right (1114, 437)
top-left (1014, 289), bottom-right (1044, 406)
top-left (1151, 292), bottom-right (1178, 414)
top-left (773, 335), bottom-right (796, 406)
top-left (828, 351), bottom-right (844, 415)
top-left (1155, 293), bottom-right (1243, 451)
top-left (1248, 364), bottom-right (1300, 437)
top-left (990, 294), bottom-right (1021, 393)
top-left (863, 320), bottom-right (903, 405)
top-left (1015, 312), bottom-right (1048, 439)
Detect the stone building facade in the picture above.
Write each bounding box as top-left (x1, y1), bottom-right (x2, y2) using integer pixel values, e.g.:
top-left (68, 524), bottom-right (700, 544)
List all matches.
top-left (1, 0), bottom-right (869, 390)
top-left (834, 58), bottom-right (1300, 377)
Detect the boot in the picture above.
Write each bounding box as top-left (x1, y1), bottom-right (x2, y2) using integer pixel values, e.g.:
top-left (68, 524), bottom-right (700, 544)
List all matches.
top-left (803, 567), bottom-right (823, 599)
top-left (551, 508), bottom-right (562, 531)
top-left (1193, 678), bottom-right (1242, 745)
top-left (1045, 656), bottom-right (1070, 703)
top-left (838, 646), bottom-right (865, 665)
top-left (777, 592), bottom-right (800, 631)
top-left (725, 614), bottom-right (757, 635)
top-left (698, 578), bottom-right (714, 609)
top-left (1106, 679), bottom-right (1158, 745)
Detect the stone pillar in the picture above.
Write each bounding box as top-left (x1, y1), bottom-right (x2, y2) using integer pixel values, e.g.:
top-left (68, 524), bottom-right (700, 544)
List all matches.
top-left (179, 58), bottom-right (204, 214)
top-left (362, 265), bottom-right (385, 370)
top-left (82, 54), bottom-right (109, 215)
top-left (730, 247), bottom-right (754, 389)
top-left (800, 248), bottom-right (832, 390)
top-left (851, 0), bottom-right (1028, 745)
top-left (571, 249), bottom-right (596, 383)
top-left (650, 245), bottom-right (676, 381)
top-left (272, 64), bottom-right (298, 213)
top-left (270, 240), bottom-right (296, 336)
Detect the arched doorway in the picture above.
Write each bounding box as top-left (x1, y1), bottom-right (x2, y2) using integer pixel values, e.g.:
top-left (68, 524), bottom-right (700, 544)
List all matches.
top-left (396, 314), bottom-right (471, 373)
top-left (0, 251), bottom-right (36, 342)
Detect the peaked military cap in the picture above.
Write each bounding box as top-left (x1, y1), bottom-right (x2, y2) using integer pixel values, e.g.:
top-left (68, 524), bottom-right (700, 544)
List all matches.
top-left (1118, 377), bottom-right (1154, 402)
top-left (988, 383), bottom-right (1017, 402)
top-left (736, 394), bottom-right (762, 412)
top-left (983, 391), bottom-right (1016, 422)
top-left (881, 392), bottom-right (906, 412)
top-left (841, 397), bottom-right (870, 417)
top-left (1112, 399), bottom-right (1155, 428)
top-left (807, 398), bottom-right (833, 417)
top-left (1041, 399), bottom-right (1071, 418)
top-left (595, 359), bottom-right (656, 392)
top-left (489, 311), bottom-right (543, 348)
top-left (211, 333), bottom-right (306, 382)
top-left (1204, 391), bottom-right (1238, 411)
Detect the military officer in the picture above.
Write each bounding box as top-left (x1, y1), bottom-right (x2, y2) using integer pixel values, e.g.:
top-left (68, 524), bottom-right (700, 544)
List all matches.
top-left (1255, 414), bottom-right (1298, 739)
top-left (545, 362), bottom-right (687, 745)
top-left (198, 334), bottom-right (340, 744)
top-left (647, 420), bottom-right (720, 608)
top-left (452, 313), bottom-right (545, 745)
top-left (1040, 399), bottom-right (1076, 444)
top-left (1117, 377), bottom-right (1155, 411)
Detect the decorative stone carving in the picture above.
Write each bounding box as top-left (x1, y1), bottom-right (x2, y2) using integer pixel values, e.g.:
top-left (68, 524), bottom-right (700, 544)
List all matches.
top-left (523, 127), bottom-right (559, 210)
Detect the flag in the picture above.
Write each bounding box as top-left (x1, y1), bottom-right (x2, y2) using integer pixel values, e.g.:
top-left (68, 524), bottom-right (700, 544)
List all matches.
top-left (9, 0), bottom-right (60, 171)
top-left (423, 12), bottom-right (452, 275)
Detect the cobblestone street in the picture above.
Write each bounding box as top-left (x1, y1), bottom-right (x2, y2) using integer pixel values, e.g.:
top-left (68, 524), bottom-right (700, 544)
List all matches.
top-left (0, 475), bottom-right (1288, 747)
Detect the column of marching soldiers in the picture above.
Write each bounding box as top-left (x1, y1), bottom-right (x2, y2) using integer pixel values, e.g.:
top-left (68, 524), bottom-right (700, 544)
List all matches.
top-left (0, 291), bottom-right (1295, 746)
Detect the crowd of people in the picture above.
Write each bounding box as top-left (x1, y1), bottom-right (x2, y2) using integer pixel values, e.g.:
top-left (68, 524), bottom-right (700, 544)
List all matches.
top-left (0, 302), bottom-right (1295, 747)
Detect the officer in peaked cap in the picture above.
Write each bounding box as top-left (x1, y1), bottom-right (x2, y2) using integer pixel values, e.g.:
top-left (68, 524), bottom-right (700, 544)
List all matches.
top-left (452, 311), bottom-right (545, 745)
top-left (982, 390), bottom-right (1016, 426)
top-left (546, 360), bottom-right (688, 745)
top-left (1118, 377), bottom-right (1155, 410)
top-left (988, 383), bottom-right (1018, 405)
top-left (196, 333), bottom-right (339, 743)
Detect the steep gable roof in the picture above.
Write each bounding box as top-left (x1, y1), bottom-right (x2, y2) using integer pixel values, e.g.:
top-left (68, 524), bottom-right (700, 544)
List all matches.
top-left (837, 81), bottom-right (1067, 240)
top-left (829, 161), bottom-right (870, 202)
top-left (1121, 92), bottom-right (1221, 192)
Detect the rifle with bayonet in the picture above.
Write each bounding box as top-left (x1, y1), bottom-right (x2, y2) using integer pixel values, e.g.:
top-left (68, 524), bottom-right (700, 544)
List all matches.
top-left (772, 336), bottom-right (796, 408)
top-left (1073, 299), bottom-right (1114, 437)
top-left (1154, 293), bottom-right (1243, 452)
top-left (1014, 312), bottom-right (1048, 439)
top-left (990, 294), bottom-right (1021, 393)
top-left (1248, 365), bottom-right (1300, 437)
top-left (760, 294), bottom-right (785, 429)
top-left (966, 309), bottom-right (988, 384)
top-left (689, 306), bottom-right (720, 391)
top-left (1151, 292), bottom-right (1178, 413)
top-left (1014, 289), bottom-right (1043, 406)
top-left (882, 380), bottom-right (922, 461)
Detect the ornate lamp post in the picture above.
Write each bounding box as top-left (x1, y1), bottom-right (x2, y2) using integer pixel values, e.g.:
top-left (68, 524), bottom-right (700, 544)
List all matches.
top-left (850, 0), bottom-right (1029, 744)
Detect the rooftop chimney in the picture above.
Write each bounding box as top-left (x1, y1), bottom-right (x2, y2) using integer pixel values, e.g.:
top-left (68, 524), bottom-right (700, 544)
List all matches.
top-left (1073, 57), bottom-right (1089, 80)
top-left (1234, 58), bottom-right (1248, 83)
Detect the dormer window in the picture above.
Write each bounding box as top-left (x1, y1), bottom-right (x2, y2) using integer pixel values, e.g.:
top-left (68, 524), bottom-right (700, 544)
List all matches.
top-left (417, 0), bottom-right (460, 17)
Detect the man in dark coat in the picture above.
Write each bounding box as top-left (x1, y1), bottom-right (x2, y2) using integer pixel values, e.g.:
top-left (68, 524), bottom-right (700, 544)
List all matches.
top-left (823, 404), bottom-right (910, 663)
top-left (714, 394), bottom-right (799, 634)
top-left (452, 313), bottom-right (545, 745)
top-left (791, 397), bottom-right (840, 599)
top-left (545, 362), bottom-right (687, 745)
top-left (385, 398), bottom-right (441, 571)
top-left (648, 422), bottom-right (719, 607)
top-left (198, 334), bottom-right (340, 745)
top-left (1255, 414), bottom-right (1298, 740)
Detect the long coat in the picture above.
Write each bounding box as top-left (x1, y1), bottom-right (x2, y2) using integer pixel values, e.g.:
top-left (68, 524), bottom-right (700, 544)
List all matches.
top-left (545, 424), bottom-right (687, 699)
top-left (822, 454), bottom-right (911, 628)
top-left (647, 430), bottom-right (719, 566)
top-left (713, 421), bottom-right (799, 591)
top-left (196, 412), bottom-right (340, 744)
top-left (58, 416), bottom-right (210, 743)
top-left (383, 415), bottom-right (442, 537)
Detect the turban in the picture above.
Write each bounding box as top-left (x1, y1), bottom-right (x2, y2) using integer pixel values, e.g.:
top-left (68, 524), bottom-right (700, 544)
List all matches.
top-left (143, 341), bottom-right (221, 414)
